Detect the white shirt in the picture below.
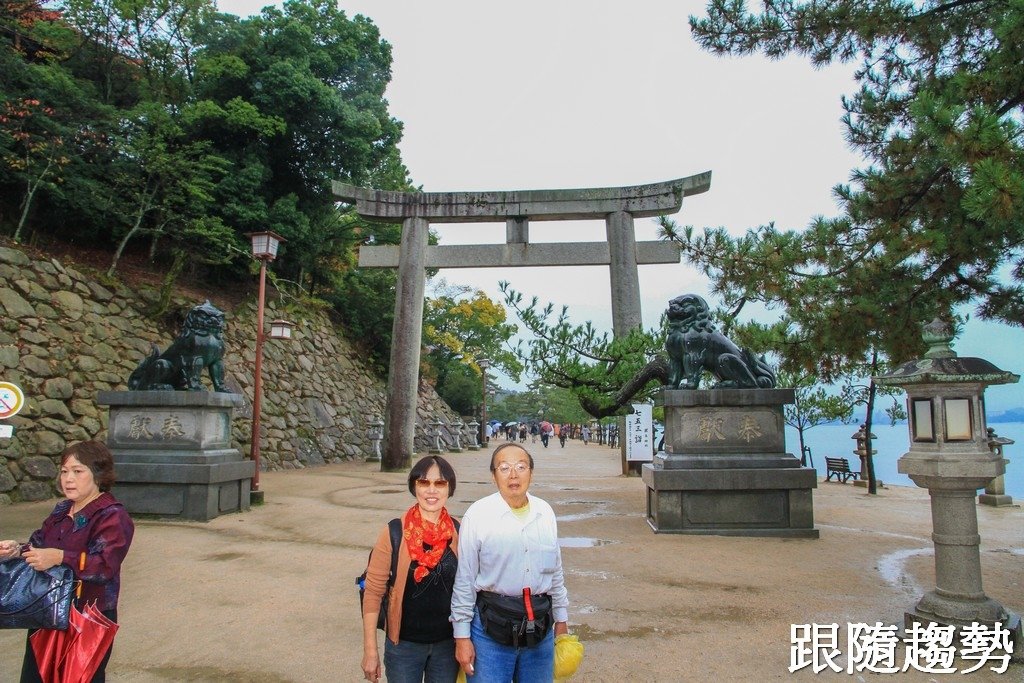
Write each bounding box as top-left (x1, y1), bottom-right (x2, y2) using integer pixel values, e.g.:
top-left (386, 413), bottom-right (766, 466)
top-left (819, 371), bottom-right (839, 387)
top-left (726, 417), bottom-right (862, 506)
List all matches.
top-left (450, 491), bottom-right (569, 638)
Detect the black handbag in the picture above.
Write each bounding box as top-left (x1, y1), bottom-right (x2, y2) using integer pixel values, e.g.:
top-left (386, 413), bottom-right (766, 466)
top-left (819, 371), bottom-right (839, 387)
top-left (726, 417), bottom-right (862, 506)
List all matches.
top-left (0, 558), bottom-right (76, 630)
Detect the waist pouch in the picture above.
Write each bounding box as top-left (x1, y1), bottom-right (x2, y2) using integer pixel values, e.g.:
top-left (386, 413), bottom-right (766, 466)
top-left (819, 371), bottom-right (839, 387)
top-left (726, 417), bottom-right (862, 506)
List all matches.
top-left (476, 591), bottom-right (552, 648)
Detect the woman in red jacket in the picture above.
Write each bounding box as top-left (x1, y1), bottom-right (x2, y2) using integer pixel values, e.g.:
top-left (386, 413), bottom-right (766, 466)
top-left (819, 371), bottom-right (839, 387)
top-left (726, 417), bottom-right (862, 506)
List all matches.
top-left (360, 455), bottom-right (460, 682)
top-left (0, 440), bottom-right (135, 683)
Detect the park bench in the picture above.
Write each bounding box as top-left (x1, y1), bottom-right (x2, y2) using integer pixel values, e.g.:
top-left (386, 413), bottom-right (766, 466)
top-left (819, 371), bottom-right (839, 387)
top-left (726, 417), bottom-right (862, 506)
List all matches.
top-left (825, 457), bottom-right (860, 484)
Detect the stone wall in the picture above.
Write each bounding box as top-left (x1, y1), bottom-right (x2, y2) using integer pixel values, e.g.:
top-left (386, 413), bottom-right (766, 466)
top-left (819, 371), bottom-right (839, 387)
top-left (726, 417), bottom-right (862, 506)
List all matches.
top-left (0, 244), bottom-right (460, 504)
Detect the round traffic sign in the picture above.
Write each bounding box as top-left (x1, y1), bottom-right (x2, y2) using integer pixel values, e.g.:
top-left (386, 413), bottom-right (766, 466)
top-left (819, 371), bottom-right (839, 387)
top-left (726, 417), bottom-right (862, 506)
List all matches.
top-left (0, 381), bottom-right (25, 419)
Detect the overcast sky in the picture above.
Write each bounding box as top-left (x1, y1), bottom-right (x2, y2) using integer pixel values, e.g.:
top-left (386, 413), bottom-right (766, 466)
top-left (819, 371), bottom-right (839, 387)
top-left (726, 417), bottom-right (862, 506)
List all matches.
top-left (220, 0), bottom-right (1024, 412)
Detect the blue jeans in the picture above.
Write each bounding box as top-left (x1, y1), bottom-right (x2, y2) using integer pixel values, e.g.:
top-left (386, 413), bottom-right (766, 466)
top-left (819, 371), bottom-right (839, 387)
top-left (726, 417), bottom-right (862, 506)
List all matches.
top-left (467, 610), bottom-right (553, 683)
top-left (383, 637), bottom-right (459, 683)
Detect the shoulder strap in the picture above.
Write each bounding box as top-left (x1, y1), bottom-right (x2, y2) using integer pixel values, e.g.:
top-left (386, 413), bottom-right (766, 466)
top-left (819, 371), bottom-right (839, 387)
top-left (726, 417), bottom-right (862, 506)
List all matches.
top-left (386, 518), bottom-right (401, 587)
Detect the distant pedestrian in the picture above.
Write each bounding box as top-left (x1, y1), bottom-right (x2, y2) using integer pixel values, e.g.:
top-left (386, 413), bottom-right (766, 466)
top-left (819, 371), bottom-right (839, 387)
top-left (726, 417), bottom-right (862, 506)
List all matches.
top-left (519, 424), bottom-right (527, 443)
top-left (581, 425), bottom-right (591, 445)
top-left (530, 423), bottom-right (538, 444)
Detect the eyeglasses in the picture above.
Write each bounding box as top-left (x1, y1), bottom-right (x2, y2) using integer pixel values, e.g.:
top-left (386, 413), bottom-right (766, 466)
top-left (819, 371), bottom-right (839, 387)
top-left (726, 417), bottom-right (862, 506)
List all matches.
top-left (415, 479), bottom-right (448, 489)
top-left (495, 462), bottom-right (530, 476)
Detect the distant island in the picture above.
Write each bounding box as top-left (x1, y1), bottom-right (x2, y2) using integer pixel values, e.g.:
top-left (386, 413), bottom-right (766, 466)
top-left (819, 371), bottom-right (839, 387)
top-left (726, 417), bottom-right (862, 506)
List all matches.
top-left (818, 407), bottom-right (1024, 426)
top-left (989, 407), bottom-right (1024, 423)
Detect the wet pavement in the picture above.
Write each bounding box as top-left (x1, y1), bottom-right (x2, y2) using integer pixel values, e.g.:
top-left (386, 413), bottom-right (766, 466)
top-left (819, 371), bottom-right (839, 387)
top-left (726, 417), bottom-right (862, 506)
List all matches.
top-left (1, 437), bottom-right (1021, 681)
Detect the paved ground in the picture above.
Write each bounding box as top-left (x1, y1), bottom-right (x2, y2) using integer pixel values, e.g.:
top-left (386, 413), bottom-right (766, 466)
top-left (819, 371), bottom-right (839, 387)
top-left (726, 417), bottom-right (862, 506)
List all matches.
top-left (2, 438), bottom-right (1022, 682)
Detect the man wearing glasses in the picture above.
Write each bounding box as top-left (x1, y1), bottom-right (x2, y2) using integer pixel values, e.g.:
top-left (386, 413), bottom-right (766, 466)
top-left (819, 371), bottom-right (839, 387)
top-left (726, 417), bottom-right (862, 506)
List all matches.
top-left (451, 444), bottom-right (570, 682)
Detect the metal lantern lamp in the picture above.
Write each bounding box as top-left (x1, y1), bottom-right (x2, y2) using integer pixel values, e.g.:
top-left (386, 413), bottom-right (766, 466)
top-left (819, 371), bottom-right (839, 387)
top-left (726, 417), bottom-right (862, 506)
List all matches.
top-left (270, 319), bottom-right (294, 340)
top-left (248, 230), bottom-right (285, 260)
top-left (874, 318), bottom-right (1021, 642)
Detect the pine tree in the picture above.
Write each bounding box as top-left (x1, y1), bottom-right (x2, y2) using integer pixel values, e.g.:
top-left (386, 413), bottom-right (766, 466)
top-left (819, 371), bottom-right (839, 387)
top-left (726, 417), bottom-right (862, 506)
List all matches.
top-left (678, 0), bottom-right (1024, 358)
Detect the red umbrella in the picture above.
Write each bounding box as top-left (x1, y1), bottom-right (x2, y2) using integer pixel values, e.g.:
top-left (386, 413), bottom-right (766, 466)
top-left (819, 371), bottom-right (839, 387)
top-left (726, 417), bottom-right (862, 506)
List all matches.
top-left (29, 627), bottom-right (68, 683)
top-left (30, 604), bottom-right (118, 683)
top-left (62, 603), bottom-right (118, 683)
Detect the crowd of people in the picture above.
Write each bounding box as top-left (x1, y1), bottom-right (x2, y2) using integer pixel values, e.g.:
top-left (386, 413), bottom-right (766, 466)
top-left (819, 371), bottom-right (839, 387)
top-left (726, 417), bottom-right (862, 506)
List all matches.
top-left (485, 421), bottom-right (612, 449)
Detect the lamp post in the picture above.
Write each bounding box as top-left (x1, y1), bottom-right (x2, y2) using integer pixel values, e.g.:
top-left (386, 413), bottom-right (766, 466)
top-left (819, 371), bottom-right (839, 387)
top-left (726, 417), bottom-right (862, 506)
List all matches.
top-left (478, 358), bottom-right (490, 446)
top-left (246, 230), bottom-right (287, 503)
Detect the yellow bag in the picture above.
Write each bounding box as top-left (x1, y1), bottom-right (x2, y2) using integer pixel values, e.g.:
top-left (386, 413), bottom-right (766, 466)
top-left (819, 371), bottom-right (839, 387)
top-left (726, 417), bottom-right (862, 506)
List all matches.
top-left (554, 633), bottom-right (584, 680)
top-left (455, 633), bottom-right (583, 682)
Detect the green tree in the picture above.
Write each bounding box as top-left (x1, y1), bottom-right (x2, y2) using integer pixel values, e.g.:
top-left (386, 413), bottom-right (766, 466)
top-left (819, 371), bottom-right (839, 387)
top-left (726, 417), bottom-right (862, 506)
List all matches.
top-left (425, 284), bottom-right (521, 379)
top-left (192, 0), bottom-right (411, 290)
top-left (423, 283), bottom-right (522, 410)
top-left (55, 0), bottom-right (215, 105)
top-left (490, 385), bottom-right (592, 425)
top-left (684, 0), bottom-right (1023, 346)
top-left (500, 281), bottom-right (668, 419)
top-left (0, 97), bottom-right (69, 241)
top-left (655, 0), bottom-right (1024, 490)
top-left (431, 362), bottom-right (481, 416)
top-left (0, 15), bottom-right (118, 246)
top-left (779, 370), bottom-right (854, 467)
top-left (106, 102), bottom-right (232, 277)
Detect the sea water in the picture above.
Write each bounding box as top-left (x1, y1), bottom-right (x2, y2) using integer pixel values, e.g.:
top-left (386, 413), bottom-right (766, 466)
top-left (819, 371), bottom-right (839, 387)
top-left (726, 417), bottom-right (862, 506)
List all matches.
top-left (786, 421), bottom-right (1024, 498)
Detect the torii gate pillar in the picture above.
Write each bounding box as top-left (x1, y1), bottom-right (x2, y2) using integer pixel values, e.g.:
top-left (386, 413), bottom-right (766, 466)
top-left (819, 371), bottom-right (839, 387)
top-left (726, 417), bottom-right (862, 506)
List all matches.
top-left (335, 173), bottom-right (711, 471)
top-left (384, 216), bottom-right (429, 470)
top-left (607, 210), bottom-right (642, 336)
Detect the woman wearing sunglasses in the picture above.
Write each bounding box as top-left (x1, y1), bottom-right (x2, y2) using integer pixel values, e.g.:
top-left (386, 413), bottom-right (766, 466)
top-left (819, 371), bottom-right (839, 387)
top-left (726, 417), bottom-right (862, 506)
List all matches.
top-left (451, 443), bottom-right (570, 682)
top-left (361, 455), bottom-right (461, 682)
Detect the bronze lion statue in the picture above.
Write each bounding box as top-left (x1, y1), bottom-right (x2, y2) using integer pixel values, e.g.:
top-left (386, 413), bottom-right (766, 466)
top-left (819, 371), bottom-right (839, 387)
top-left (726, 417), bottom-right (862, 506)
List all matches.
top-left (665, 294), bottom-right (776, 390)
top-left (128, 301), bottom-right (229, 392)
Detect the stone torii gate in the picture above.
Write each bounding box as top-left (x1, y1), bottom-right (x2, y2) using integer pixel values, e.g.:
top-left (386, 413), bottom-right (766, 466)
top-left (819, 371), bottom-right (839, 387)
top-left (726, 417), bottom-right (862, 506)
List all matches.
top-left (333, 172), bottom-right (711, 471)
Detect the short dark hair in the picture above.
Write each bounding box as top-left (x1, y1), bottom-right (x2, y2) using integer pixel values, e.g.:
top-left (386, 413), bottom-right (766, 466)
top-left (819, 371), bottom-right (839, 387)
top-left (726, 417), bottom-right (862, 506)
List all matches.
top-left (60, 441), bottom-right (116, 492)
top-left (489, 443), bottom-right (535, 473)
top-left (407, 455), bottom-right (457, 496)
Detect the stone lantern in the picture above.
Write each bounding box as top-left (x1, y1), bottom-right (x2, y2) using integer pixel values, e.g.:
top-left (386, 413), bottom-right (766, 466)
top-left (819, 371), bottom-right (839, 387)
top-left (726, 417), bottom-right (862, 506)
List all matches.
top-left (428, 418), bottom-right (444, 454)
top-left (366, 416), bottom-right (383, 463)
top-left (851, 424), bottom-right (878, 488)
top-left (874, 318), bottom-right (1021, 643)
top-left (450, 418), bottom-right (464, 452)
top-left (466, 420), bottom-right (481, 450)
top-left (979, 428), bottom-right (1014, 507)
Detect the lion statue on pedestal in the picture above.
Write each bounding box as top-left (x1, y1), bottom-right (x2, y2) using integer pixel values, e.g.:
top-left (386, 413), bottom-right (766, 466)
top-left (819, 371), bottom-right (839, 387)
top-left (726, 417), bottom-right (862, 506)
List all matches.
top-left (665, 294), bottom-right (776, 390)
top-left (128, 301), bottom-right (229, 392)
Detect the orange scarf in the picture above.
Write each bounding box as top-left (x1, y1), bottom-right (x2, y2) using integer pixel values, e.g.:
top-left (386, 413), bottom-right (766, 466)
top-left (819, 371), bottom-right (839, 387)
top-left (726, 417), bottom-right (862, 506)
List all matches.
top-left (403, 504), bottom-right (454, 583)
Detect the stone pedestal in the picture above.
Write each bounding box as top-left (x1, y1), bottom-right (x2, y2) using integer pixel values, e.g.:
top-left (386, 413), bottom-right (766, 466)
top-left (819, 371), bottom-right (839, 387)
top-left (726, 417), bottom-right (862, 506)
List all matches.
top-left (97, 391), bottom-right (253, 521)
top-left (900, 451), bottom-right (1023, 656)
top-left (642, 388), bottom-right (818, 538)
top-left (977, 475), bottom-right (1015, 507)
